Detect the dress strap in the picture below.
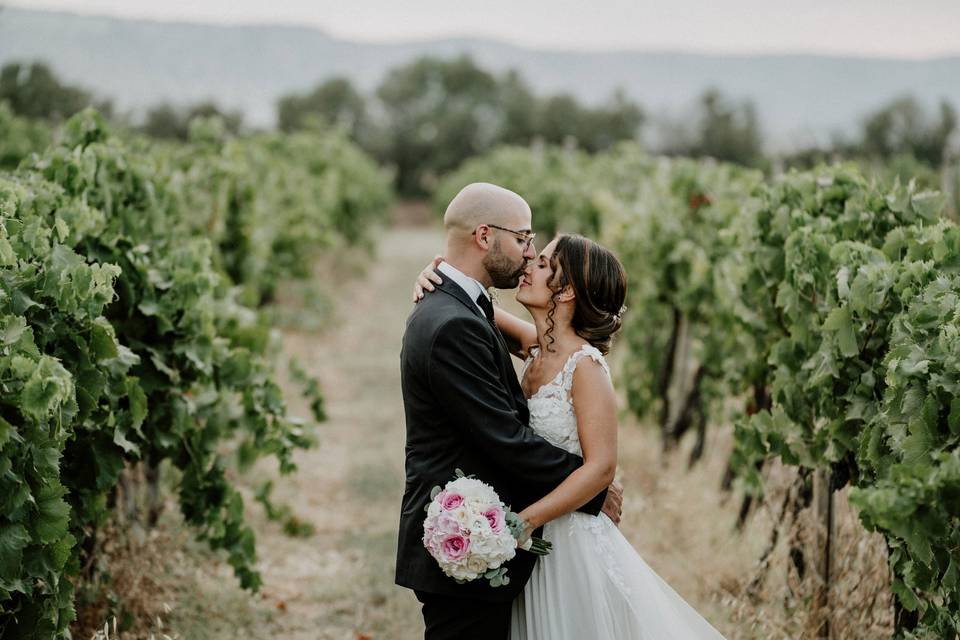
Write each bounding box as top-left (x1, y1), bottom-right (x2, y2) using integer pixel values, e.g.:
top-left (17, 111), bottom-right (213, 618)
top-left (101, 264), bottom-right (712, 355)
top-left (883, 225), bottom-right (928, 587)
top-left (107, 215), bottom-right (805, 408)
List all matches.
top-left (561, 344), bottom-right (611, 391)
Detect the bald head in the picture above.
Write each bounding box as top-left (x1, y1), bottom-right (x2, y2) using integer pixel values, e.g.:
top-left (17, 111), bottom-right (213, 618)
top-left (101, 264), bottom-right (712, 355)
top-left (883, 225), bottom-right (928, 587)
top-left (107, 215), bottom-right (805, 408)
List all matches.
top-left (440, 182), bottom-right (534, 289)
top-left (443, 183), bottom-right (532, 237)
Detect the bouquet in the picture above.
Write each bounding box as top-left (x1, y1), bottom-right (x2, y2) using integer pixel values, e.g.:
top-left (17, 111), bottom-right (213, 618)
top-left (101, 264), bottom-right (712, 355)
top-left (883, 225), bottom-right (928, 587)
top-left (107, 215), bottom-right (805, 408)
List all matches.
top-left (422, 470), bottom-right (551, 587)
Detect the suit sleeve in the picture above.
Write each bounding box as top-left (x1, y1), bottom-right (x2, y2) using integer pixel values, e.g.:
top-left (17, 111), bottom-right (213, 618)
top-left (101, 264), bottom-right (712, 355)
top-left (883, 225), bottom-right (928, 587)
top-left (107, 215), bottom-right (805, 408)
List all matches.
top-left (427, 315), bottom-right (606, 515)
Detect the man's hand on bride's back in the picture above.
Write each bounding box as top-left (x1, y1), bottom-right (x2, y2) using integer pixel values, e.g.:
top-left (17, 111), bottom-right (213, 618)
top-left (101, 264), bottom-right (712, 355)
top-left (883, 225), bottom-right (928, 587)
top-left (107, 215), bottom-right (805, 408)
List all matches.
top-left (601, 479), bottom-right (624, 526)
top-left (413, 255), bottom-right (445, 302)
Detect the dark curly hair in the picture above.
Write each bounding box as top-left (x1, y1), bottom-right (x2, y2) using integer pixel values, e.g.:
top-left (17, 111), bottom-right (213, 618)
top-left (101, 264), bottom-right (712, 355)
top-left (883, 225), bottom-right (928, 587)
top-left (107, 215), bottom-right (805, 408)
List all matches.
top-left (543, 234), bottom-right (628, 355)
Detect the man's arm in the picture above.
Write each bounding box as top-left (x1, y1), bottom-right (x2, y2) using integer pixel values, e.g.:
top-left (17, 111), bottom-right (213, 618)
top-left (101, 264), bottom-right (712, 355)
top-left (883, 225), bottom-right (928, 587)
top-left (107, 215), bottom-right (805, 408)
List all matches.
top-left (428, 314), bottom-right (606, 515)
top-left (516, 357), bottom-right (617, 531)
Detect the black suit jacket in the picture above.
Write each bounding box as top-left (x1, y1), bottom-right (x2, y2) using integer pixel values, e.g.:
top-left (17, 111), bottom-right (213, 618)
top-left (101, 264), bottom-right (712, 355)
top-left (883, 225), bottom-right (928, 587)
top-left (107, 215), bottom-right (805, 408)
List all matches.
top-left (395, 277), bottom-right (607, 602)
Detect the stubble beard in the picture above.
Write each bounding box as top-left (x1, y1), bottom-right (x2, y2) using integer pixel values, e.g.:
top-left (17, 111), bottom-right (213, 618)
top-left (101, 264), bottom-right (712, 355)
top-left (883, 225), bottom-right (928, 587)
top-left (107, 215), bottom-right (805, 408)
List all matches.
top-left (483, 238), bottom-right (526, 289)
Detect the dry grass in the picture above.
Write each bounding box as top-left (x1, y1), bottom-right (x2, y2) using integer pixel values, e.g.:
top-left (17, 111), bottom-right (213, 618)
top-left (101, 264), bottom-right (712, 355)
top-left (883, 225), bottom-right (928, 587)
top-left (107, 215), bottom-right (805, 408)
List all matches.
top-left (73, 517), bottom-right (187, 640)
top-left (688, 456), bottom-right (893, 640)
top-left (72, 222), bottom-right (897, 639)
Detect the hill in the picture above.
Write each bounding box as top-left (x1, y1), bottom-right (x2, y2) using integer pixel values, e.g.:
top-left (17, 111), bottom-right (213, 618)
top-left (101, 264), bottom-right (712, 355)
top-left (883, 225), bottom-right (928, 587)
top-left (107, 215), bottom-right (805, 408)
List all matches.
top-left (2, 7), bottom-right (959, 148)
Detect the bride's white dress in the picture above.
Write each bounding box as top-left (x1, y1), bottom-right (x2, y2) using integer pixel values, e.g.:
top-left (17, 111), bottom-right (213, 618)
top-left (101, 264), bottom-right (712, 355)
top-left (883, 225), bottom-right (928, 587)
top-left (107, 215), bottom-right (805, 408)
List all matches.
top-left (509, 344), bottom-right (728, 640)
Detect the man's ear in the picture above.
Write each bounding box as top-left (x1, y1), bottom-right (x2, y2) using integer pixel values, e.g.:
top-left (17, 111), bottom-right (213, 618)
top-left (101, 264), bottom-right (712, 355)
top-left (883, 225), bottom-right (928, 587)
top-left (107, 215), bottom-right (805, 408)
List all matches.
top-left (474, 224), bottom-right (490, 250)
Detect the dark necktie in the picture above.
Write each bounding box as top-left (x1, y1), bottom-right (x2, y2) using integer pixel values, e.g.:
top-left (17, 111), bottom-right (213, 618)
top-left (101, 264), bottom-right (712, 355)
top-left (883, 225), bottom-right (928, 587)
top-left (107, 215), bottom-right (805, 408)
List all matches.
top-left (475, 292), bottom-right (495, 327)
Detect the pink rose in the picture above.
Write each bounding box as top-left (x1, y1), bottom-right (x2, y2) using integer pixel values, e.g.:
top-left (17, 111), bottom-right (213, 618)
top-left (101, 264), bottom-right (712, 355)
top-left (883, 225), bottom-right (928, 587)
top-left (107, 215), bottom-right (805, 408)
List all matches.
top-left (440, 534), bottom-right (471, 563)
top-left (438, 491), bottom-right (464, 511)
top-left (483, 506), bottom-right (505, 533)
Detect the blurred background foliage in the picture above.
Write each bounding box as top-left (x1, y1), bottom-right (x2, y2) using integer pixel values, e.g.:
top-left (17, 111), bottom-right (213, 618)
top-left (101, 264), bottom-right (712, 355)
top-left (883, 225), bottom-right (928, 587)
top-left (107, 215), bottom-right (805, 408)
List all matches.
top-left (2, 55), bottom-right (955, 212)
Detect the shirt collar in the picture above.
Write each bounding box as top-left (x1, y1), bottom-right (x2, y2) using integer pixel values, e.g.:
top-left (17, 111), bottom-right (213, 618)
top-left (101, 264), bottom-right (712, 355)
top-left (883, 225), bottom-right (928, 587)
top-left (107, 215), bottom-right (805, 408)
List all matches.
top-left (437, 261), bottom-right (490, 307)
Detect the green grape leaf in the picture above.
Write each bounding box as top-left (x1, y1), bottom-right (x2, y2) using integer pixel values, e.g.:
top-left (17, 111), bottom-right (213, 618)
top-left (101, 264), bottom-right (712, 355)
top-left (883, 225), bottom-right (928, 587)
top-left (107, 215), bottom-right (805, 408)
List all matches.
top-left (113, 426), bottom-right (139, 455)
top-left (3, 316), bottom-right (27, 345)
top-left (32, 484), bottom-right (70, 544)
top-left (943, 557), bottom-right (959, 591)
top-left (126, 377), bottom-right (147, 433)
top-left (49, 531), bottom-right (76, 572)
top-left (948, 397), bottom-right (960, 437)
top-left (89, 317), bottom-right (119, 361)
top-left (0, 523), bottom-right (31, 577)
top-left (20, 356), bottom-right (74, 421)
top-left (823, 306), bottom-right (859, 358)
top-left (902, 411), bottom-right (937, 466)
top-left (891, 578), bottom-right (922, 612)
top-left (910, 191), bottom-right (946, 220)
top-left (0, 416), bottom-right (12, 450)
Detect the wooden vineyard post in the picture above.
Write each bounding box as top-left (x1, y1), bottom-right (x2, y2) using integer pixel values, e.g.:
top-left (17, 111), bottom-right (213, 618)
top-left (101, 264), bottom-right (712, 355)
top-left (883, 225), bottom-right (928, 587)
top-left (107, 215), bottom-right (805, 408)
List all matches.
top-left (812, 468), bottom-right (835, 638)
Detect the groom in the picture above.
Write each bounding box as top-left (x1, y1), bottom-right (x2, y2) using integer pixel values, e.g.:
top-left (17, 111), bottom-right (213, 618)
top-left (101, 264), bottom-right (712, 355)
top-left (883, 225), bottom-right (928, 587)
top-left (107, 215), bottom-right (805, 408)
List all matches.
top-left (396, 183), bottom-right (623, 639)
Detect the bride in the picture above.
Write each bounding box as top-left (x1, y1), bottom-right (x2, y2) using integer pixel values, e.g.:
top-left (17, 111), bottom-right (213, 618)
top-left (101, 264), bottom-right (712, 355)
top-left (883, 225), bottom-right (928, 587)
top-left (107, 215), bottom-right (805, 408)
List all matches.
top-left (416, 233), bottom-right (727, 639)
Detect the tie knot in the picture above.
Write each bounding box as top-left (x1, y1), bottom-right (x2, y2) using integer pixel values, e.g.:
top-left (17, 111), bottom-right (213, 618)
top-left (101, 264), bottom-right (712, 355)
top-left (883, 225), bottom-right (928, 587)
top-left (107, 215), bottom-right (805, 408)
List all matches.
top-left (475, 292), bottom-right (494, 322)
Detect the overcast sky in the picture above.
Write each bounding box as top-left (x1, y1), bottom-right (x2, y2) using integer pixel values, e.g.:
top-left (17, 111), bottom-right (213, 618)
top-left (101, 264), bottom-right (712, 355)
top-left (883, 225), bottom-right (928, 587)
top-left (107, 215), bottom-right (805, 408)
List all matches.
top-left (9, 0), bottom-right (960, 58)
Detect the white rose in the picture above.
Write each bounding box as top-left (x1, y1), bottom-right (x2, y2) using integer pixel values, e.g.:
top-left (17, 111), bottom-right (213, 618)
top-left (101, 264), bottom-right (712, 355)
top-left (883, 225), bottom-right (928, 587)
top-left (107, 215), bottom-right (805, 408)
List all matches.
top-left (466, 556), bottom-right (488, 575)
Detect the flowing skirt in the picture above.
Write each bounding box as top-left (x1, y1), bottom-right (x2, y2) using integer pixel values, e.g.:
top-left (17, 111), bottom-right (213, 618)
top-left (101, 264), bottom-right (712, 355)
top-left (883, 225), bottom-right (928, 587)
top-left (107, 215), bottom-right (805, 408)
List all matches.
top-left (510, 512), bottom-right (727, 639)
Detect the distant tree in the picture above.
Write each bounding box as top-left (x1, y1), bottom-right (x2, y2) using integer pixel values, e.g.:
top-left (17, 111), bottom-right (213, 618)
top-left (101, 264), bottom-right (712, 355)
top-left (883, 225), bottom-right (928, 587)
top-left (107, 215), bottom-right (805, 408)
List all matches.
top-left (661, 88), bottom-right (764, 167)
top-left (142, 103), bottom-right (187, 139)
top-left (0, 100), bottom-right (51, 169)
top-left (779, 145), bottom-right (839, 171)
top-left (782, 96), bottom-right (958, 190)
top-left (141, 101), bottom-right (242, 140)
top-left (187, 101), bottom-right (243, 134)
top-left (277, 77), bottom-right (368, 140)
top-left (497, 70), bottom-right (539, 146)
top-left (878, 152), bottom-right (943, 190)
top-left (514, 87), bottom-right (643, 152)
top-left (538, 93), bottom-right (585, 148)
top-left (578, 89), bottom-right (644, 152)
top-left (308, 54), bottom-right (647, 193)
top-left (858, 95), bottom-right (956, 166)
top-left (0, 61), bottom-right (108, 121)
top-left (695, 89), bottom-right (764, 165)
top-left (376, 55), bottom-right (503, 195)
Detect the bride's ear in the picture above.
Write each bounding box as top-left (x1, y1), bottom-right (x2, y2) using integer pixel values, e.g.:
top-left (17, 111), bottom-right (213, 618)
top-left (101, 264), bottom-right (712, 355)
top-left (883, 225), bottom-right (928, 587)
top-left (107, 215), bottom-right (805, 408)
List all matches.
top-left (557, 285), bottom-right (576, 303)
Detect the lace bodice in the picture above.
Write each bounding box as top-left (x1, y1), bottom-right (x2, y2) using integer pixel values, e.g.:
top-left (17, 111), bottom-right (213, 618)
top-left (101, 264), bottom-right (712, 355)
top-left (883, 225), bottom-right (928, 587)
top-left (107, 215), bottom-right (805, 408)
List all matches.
top-left (521, 343), bottom-right (611, 456)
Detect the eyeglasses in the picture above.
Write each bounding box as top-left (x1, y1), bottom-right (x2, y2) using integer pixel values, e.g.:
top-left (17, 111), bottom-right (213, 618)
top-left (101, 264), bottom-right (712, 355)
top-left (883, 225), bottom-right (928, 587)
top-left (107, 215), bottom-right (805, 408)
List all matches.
top-left (473, 224), bottom-right (537, 250)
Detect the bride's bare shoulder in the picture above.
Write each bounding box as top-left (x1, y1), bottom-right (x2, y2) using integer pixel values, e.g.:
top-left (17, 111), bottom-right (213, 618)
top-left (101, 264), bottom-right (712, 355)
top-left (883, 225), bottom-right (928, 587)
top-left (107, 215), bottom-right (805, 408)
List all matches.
top-left (569, 349), bottom-right (614, 399)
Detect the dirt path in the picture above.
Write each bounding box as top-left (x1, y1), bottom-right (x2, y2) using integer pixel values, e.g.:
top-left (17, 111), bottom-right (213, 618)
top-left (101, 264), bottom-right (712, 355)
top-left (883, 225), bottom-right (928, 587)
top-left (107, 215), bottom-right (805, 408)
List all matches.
top-left (252, 226), bottom-right (438, 638)
top-left (161, 221), bottom-right (783, 639)
top-left (155, 224), bottom-right (436, 639)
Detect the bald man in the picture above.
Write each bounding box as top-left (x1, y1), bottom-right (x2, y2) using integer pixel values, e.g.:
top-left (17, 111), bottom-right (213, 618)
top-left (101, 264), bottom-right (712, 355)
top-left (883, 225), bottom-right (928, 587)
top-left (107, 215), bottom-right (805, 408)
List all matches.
top-left (395, 183), bottom-right (611, 639)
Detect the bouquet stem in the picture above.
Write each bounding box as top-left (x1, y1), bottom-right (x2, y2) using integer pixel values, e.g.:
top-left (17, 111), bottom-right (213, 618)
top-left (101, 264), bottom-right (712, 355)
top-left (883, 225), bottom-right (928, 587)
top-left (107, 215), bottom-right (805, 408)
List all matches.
top-left (526, 537), bottom-right (552, 556)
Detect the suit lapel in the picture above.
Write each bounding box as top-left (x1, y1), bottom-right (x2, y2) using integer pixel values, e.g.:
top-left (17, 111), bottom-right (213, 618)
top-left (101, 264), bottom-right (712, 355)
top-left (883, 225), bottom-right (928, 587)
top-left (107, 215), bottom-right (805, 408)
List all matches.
top-left (436, 280), bottom-right (512, 352)
top-left (435, 279), bottom-right (523, 409)
top-left (435, 278), bottom-right (486, 322)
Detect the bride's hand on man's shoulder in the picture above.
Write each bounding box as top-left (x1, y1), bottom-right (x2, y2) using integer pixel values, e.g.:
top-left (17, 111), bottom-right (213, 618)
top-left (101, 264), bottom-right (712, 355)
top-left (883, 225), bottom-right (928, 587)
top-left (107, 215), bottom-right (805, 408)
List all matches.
top-left (413, 255), bottom-right (445, 303)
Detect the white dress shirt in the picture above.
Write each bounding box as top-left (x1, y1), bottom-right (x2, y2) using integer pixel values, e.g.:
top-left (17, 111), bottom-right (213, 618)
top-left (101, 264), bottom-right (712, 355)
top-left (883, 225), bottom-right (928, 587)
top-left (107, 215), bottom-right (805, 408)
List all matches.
top-left (436, 261), bottom-right (492, 318)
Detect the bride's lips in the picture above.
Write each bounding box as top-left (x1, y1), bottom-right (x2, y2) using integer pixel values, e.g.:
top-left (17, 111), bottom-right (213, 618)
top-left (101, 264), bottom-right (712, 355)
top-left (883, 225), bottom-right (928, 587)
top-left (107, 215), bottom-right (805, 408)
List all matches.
top-left (519, 277), bottom-right (532, 287)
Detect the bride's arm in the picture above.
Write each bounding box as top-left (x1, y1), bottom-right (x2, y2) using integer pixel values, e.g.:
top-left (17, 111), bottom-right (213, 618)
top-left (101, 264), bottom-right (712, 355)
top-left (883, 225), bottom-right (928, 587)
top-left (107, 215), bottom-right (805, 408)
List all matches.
top-left (517, 358), bottom-right (618, 531)
top-left (492, 306), bottom-right (537, 359)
